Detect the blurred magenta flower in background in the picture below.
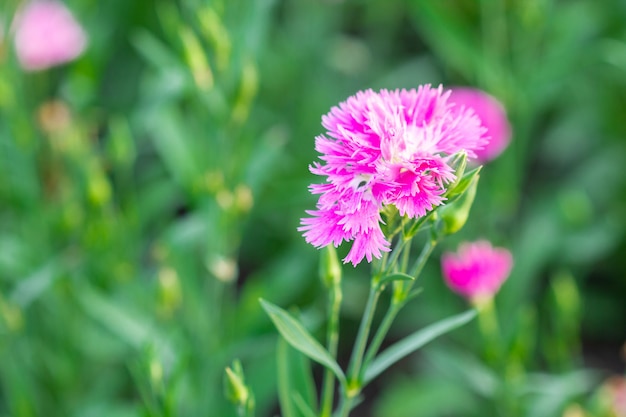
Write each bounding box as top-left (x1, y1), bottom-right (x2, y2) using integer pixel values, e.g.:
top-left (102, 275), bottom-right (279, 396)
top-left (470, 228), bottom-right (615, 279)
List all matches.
top-left (299, 86), bottom-right (487, 266)
top-left (441, 240), bottom-right (513, 302)
top-left (601, 376), bottom-right (626, 417)
top-left (13, 0), bottom-right (86, 71)
top-left (449, 87), bottom-right (512, 163)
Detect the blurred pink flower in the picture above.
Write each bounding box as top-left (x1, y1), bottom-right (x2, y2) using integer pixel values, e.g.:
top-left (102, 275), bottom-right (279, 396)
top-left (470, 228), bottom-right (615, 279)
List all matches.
top-left (449, 87), bottom-right (511, 163)
top-left (441, 240), bottom-right (513, 301)
top-left (13, 0), bottom-right (87, 71)
top-left (299, 86), bottom-right (487, 266)
top-left (602, 376), bottom-right (626, 417)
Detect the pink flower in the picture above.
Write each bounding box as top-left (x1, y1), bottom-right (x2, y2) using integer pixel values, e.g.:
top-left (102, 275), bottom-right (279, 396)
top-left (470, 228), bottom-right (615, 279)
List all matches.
top-left (299, 86), bottom-right (487, 266)
top-left (13, 0), bottom-right (87, 71)
top-left (441, 240), bottom-right (513, 301)
top-left (448, 87), bottom-right (511, 163)
top-left (601, 377), bottom-right (626, 417)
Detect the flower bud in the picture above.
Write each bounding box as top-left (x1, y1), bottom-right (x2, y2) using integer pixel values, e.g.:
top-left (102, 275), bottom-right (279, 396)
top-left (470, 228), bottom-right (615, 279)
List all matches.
top-left (319, 245), bottom-right (342, 288)
top-left (439, 172), bottom-right (479, 236)
top-left (224, 359), bottom-right (254, 413)
top-left (445, 151), bottom-right (467, 195)
top-left (207, 255), bottom-right (238, 283)
top-left (180, 26), bottom-right (213, 90)
top-left (158, 267), bottom-right (182, 317)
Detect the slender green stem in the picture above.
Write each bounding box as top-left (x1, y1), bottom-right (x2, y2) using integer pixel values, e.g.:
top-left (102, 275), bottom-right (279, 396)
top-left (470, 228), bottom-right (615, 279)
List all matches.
top-left (320, 281), bottom-right (342, 417)
top-left (360, 302), bottom-right (402, 376)
top-left (346, 281), bottom-right (380, 380)
top-left (335, 395), bottom-right (352, 417)
top-left (361, 238), bottom-right (436, 376)
top-left (475, 297), bottom-right (520, 416)
top-left (382, 237), bottom-right (410, 276)
top-left (475, 297), bottom-right (501, 367)
top-left (399, 239), bottom-right (412, 273)
top-left (408, 238), bottom-right (437, 279)
top-left (337, 278), bottom-right (382, 417)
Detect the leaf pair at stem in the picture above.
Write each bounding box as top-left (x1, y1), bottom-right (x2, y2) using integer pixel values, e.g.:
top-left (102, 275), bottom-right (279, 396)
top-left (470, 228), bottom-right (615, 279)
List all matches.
top-left (260, 295), bottom-right (476, 416)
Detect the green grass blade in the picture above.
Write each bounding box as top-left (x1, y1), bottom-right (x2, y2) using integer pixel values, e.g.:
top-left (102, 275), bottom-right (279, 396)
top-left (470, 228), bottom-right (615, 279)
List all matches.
top-left (364, 309), bottom-right (477, 384)
top-left (260, 299), bottom-right (346, 387)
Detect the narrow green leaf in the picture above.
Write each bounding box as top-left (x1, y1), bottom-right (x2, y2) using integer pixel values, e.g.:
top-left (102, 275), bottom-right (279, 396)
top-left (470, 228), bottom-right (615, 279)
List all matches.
top-left (260, 299), bottom-right (346, 386)
top-left (404, 209), bottom-right (436, 239)
top-left (408, 2), bottom-right (483, 81)
top-left (277, 338), bottom-right (297, 417)
top-left (77, 284), bottom-right (174, 362)
top-left (290, 344), bottom-right (318, 415)
top-left (405, 288), bottom-right (424, 303)
top-left (292, 393), bottom-right (318, 417)
top-left (364, 309), bottom-right (477, 383)
top-left (10, 258), bottom-right (61, 308)
top-left (384, 272), bottom-right (414, 282)
top-left (379, 273), bottom-right (415, 288)
top-left (276, 335), bottom-right (318, 417)
top-left (144, 107), bottom-right (201, 187)
top-left (131, 30), bottom-right (183, 70)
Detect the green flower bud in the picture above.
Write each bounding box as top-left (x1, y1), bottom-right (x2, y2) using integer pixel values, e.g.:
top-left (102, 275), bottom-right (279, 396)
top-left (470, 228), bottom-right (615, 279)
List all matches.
top-left (439, 172), bottom-right (479, 236)
top-left (319, 245), bottom-right (342, 288)
top-left (224, 359), bottom-right (250, 407)
top-left (447, 165), bottom-right (481, 199)
top-left (180, 26), bottom-right (213, 90)
top-left (445, 151), bottom-right (468, 196)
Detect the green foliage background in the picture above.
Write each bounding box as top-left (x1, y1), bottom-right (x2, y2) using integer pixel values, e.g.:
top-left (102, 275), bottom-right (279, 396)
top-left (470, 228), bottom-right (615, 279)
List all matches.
top-left (0, 0), bottom-right (625, 416)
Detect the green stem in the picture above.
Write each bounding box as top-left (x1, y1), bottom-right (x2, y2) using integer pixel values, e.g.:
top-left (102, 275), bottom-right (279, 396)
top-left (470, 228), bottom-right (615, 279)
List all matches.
top-left (475, 297), bottom-right (501, 367)
top-left (339, 278), bottom-right (382, 417)
top-left (346, 281), bottom-right (380, 379)
top-left (475, 297), bottom-right (519, 416)
top-left (382, 237), bottom-right (410, 276)
top-left (361, 238), bottom-right (437, 376)
top-left (335, 395), bottom-right (352, 417)
top-left (360, 302), bottom-right (402, 376)
top-left (320, 281), bottom-right (342, 417)
top-left (408, 238), bottom-right (437, 279)
top-left (399, 239), bottom-right (412, 273)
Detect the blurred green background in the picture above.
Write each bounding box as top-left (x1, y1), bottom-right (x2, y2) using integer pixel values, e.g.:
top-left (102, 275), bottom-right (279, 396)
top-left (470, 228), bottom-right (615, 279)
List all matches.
top-left (1, 0), bottom-right (625, 416)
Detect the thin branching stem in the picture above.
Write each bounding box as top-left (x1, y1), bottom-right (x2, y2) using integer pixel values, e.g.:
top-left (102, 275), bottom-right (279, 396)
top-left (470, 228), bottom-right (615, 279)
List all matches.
top-left (320, 280), bottom-right (342, 417)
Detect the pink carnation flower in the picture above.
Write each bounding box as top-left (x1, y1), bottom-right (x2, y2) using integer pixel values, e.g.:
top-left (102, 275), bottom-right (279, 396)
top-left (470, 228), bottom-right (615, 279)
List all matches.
top-left (299, 86), bottom-right (487, 266)
top-left (448, 87), bottom-right (511, 163)
top-left (441, 240), bottom-right (513, 301)
top-left (13, 0), bottom-right (87, 71)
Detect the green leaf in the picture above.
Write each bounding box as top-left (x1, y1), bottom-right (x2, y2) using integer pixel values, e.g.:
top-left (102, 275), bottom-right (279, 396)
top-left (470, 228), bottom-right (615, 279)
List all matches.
top-left (378, 272), bottom-right (415, 290)
top-left (260, 299), bottom-right (346, 386)
top-left (405, 288), bottom-right (424, 303)
top-left (131, 29), bottom-right (183, 71)
top-left (77, 284), bottom-right (173, 361)
top-left (292, 394), bottom-right (318, 417)
top-left (277, 337), bottom-right (318, 417)
top-left (143, 107), bottom-right (201, 188)
top-left (408, 2), bottom-right (483, 82)
top-left (404, 210), bottom-right (436, 239)
top-left (364, 309), bottom-right (477, 384)
top-left (10, 258), bottom-right (62, 308)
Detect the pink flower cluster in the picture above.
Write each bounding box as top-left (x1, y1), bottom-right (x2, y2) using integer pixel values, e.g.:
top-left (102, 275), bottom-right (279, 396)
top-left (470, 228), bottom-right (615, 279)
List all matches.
top-left (13, 0), bottom-right (87, 71)
top-left (448, 88), bottom-right (511, 163)
top-left (441, 240), bottom-right (513, 301)
top-left (299, 86), bottom-right (487, 265)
